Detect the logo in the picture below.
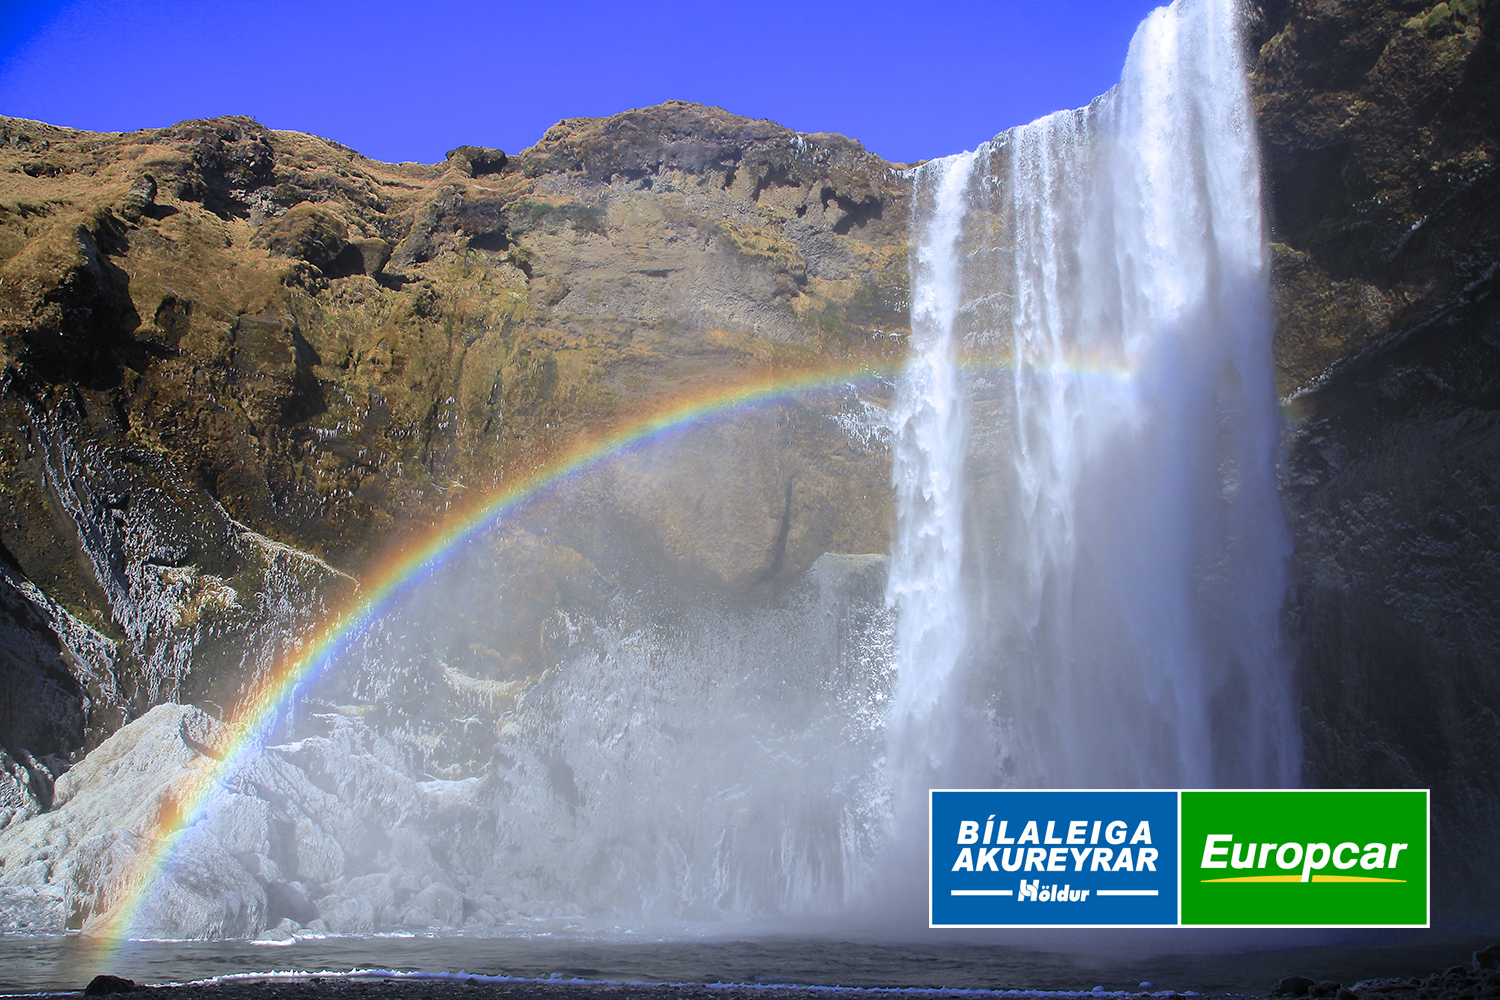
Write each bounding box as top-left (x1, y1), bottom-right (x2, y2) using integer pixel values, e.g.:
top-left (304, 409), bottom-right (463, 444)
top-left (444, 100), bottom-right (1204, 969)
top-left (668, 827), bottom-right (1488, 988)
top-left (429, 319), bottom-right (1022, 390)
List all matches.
top-left (930, 790), bottom-right (1179, 927)
top-left (930, 789), bottom-right (1429, 928)
top-left (1180, 789), bottom-right (1429, 927)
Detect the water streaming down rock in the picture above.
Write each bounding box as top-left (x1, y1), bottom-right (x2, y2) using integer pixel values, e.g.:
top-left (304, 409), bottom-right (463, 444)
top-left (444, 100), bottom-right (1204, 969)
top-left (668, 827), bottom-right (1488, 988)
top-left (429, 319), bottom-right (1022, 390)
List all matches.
top-left (888, 0), bottom-right (1299, 808)
top-left (886, 151), bottom-right (978, 836)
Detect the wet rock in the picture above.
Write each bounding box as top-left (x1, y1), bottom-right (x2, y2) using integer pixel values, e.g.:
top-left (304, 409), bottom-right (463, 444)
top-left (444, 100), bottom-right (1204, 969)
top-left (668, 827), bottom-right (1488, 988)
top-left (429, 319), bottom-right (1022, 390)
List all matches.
top-left (0, 747), bottom-right (41, 831)
top-left (399, 905), bottom-right (435, 927)
top-left (264, 879), bottom-right (318, 926)
top-left (406, 882), bottom-right (462, 925)
top-left (72, 826), bottom-right (268, 939)
top-left (319, 894), bottom-right (375, 934)
top-left (0, 885), bottom-right (66, 932)
top-left (0, 557), bottom-right (120, 766)
top-left (1257, 0), bottom-right (1500, 915)
top-left (236, 851), bottom-right (283, 884)
top-left (15, 401), bottom-right (350, 716)
top-left (84, 974), bottom-right (135, 995)
top-left (204, 793), bottom-right (273, 856)
top-left (0, 706), bottom-right (270, 938)
top-left (340, 871), bottom-right (400, 914)
top-left (288, 815), bottom-right (345, 884)
top-left (48, 704), bottom-right (222, 821)
top-left (1274, 977), bottom-right (1318, 997)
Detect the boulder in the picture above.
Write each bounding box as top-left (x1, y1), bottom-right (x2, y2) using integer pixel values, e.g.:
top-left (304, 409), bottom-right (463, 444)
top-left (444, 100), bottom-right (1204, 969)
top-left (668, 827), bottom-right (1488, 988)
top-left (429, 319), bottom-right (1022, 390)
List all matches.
top-left (254, 203), bottom-right (351, 274)
top-left (445, 145), bottom-right (507, 177)
top-left (404, 881), bottom-right (462, 925)
top-left (318, 893), bottom-right (375, 934)
top-left (71, 827), bottom-right (268, 939)
top-left (203, 792), bottom-right (272, 856)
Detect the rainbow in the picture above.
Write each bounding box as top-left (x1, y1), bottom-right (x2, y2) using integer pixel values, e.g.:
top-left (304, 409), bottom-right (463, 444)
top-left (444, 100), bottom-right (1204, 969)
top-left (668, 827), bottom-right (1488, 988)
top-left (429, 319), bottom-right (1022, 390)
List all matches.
top-left (84, 358), bottom-right (897, 949)
top-left (84, 344), bottom-right (1139, 953)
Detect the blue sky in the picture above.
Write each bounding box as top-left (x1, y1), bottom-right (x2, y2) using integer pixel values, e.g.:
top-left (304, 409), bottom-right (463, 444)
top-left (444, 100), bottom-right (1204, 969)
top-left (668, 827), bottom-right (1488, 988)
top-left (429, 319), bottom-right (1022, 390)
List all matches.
top-left (0, 0), bottom-right (1163, 166)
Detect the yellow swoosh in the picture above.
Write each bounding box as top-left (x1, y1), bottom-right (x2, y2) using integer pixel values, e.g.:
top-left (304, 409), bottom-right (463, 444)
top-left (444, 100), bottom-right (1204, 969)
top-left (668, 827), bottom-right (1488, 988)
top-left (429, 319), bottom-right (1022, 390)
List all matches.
top-left (1200, 875), bottom-right (1406, 883)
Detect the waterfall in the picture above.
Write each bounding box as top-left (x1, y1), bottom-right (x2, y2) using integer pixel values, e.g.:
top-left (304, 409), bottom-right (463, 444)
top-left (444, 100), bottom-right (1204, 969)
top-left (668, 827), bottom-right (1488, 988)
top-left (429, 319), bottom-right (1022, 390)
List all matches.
top-left (887, 151), bottom-right (977, 815)
top-left (1, 0), bottom-right (1308, 941)
top-left (889, 0), bottom-right (1299, 805)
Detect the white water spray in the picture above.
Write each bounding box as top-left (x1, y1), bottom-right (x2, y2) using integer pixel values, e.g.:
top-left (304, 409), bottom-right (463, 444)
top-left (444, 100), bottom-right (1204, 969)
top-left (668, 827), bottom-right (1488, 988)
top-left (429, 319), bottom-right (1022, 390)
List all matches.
top-left (886, 151), bottom-right (977, 811)
top-left (889, 0), bottom-right (1299, 808)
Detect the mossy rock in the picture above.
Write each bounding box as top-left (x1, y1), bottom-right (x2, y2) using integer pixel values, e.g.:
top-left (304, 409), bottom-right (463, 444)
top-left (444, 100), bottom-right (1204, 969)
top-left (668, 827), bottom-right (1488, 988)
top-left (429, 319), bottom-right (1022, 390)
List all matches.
top-left (254, 203), bottom-right (352, 274)
top-left (445, 145), bottom-right (507, 177)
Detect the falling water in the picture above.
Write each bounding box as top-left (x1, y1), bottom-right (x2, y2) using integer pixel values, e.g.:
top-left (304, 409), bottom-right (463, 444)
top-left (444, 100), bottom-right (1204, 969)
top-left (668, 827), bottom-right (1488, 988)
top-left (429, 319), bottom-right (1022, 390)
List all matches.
top-left (0, 0), bottom-right (1306, 945)
top-left (886, 150), bottom-right (977, 817)
top-left (888, 0), bottom-right (1299, 808)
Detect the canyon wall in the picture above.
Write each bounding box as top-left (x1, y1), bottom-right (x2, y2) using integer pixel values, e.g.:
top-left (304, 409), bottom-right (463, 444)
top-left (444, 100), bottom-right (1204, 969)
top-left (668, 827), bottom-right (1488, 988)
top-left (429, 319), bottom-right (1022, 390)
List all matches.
top-left (0, 0), bottom-right (1495, 914)
top-left (1251, 0), bottom-right (1500, 910)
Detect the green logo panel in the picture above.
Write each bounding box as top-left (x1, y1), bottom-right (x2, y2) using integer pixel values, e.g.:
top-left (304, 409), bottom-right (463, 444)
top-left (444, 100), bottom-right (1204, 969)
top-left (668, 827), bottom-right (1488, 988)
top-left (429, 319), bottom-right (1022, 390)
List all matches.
top-left (1180, 790), bottom-right (1428, 926)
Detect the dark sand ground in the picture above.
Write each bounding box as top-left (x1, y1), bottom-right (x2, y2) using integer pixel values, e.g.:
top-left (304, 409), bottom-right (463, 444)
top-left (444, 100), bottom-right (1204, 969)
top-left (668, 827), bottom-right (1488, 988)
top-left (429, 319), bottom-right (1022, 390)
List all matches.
top-left (54, 947), bottom-right (1500, 1000)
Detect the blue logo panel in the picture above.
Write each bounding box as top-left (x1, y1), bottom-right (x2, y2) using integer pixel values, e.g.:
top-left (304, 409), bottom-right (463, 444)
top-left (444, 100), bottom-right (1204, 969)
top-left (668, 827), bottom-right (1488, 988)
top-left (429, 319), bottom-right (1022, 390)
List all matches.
top-left (930, 790), bottom-right (1179, 926)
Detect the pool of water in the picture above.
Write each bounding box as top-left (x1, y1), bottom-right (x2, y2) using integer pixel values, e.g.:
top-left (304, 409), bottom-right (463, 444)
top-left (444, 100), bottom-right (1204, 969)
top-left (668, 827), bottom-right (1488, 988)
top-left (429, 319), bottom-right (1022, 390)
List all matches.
top-left (0, 926), bottom-right (1492, 996)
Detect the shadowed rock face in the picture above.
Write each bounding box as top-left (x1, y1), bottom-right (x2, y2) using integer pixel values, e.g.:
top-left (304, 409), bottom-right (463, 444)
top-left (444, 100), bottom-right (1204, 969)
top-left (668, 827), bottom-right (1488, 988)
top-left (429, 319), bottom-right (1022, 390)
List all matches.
top-left (1251, 0), bottom-right (1500, 911)
top-left (1254, 0), bottom-right (1499, 395)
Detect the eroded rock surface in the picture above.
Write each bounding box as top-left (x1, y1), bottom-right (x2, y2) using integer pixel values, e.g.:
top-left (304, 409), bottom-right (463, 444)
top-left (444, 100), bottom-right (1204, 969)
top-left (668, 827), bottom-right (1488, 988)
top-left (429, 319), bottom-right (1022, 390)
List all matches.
top-left (0, 104), bottom-right (902, 780)
top-left (1251, 0), bottom-right (1500, 910)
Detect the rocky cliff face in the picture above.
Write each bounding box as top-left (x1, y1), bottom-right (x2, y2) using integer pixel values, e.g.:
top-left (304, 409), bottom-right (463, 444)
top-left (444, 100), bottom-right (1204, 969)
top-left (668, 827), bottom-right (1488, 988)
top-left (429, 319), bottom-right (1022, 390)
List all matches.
top-left (0, 103), bottom-right (905, 789)
top-left (1251, 0), bottom-right (1500, 910)
top-left (0, 0), bottom-right (1497, 927)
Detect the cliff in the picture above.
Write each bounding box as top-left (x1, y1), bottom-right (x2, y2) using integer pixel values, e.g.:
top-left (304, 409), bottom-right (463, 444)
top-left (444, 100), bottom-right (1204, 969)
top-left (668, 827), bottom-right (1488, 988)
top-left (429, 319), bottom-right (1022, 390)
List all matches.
top-left (0, 102), bottom-right (905, 782)
top-left (0, 0), bottom-right (1496, 919)
top-left (1251, 0), bottom-right (1500, 909)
